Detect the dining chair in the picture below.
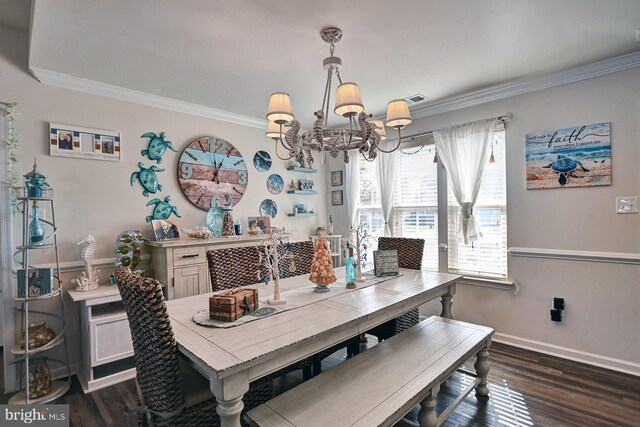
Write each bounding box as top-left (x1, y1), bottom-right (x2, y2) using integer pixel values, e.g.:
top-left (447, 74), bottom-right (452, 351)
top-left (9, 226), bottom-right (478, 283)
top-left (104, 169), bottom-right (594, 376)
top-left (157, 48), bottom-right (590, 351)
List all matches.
top-left (207, 245), bottom-right (313, 380)
top-left (277, 240), bottom-right (360, 375)
top-left (115, 268), bottom-right (271, 427)
top-left (367, 237), bottom-right (425, 342)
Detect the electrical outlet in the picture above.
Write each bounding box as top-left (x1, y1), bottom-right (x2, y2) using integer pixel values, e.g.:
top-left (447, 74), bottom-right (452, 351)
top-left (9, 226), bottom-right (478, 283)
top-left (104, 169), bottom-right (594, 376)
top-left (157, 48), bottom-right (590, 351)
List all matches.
top-left (616, 196), bottom-right (638, 214)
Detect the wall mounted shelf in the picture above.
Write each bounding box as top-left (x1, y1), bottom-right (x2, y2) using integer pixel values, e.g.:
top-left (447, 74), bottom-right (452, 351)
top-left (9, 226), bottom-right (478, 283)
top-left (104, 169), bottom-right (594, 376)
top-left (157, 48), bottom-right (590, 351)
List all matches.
top-left (287, 213), bottom-right (316, 217)
top-left (287, 167), bottom-right (317, 173)
top-left (287, 190), bottom-right (318, 195)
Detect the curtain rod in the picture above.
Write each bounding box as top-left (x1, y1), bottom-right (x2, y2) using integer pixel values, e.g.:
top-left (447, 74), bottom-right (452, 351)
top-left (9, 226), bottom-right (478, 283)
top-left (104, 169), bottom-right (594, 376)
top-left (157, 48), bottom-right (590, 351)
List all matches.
top-left (388, 113), bottom-right (513, 144)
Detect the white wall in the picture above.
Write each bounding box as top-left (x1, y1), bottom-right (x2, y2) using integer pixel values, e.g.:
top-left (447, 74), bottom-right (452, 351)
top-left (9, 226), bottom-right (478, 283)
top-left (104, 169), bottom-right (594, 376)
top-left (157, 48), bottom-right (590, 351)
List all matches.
top-left (0, 24), bottom-right (329, 389)
top-left (329, 67), bottom-right (640, 373)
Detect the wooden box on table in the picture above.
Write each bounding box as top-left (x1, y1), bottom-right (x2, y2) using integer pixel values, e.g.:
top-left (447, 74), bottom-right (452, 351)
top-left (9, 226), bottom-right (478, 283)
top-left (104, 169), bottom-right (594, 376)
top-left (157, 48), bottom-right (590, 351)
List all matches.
top-left (209, 288), bottom-right (258, 321)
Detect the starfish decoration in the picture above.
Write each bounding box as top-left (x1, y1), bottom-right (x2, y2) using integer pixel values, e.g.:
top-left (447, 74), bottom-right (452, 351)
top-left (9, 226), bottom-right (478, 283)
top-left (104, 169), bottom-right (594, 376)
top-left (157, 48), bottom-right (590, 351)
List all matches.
top-left (239, 296), bottom-right (252, 315)
top-left (287, 179), bottom-right (297, 191)
top-left (5, 136), bottom-right (18, 152)
top-left (8, 176), bottom-right (21, 189)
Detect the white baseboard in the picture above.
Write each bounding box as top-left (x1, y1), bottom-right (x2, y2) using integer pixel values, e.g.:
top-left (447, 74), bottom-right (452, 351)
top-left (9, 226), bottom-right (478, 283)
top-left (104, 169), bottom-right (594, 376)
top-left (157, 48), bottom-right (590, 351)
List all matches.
top-left (493, 332), bottom-right (640, 377)
top-left (417, 315), bottom-right (640, 377)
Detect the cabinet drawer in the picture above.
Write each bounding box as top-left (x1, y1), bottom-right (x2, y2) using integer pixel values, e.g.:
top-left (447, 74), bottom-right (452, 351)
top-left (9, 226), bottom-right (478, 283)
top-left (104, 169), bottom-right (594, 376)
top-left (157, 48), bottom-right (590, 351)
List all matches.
top-left (173, 247), bottom-right (207, 266)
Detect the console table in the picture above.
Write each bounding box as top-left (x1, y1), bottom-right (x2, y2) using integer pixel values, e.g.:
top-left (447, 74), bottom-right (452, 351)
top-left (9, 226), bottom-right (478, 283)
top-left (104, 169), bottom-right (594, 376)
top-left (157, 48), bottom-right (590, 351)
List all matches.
top-left (67, 285), bottom-right (135, 393)
top-left (148, 235), bottom-right (287, 300)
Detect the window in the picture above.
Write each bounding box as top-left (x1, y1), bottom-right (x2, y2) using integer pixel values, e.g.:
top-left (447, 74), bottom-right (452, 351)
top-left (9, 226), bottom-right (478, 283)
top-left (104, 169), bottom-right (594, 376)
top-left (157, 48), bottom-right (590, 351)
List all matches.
top-left (448, 132), bottom-right (507, 277)
top-left (356, 130), bottom-right (508, 278)
top-left (392, 147), bottom-right (439, 271)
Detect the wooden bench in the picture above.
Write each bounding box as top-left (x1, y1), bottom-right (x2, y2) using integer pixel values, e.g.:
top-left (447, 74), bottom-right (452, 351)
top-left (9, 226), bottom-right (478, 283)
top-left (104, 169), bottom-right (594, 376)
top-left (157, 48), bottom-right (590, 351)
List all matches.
top-left (247, 316), bottom-right (494, 427)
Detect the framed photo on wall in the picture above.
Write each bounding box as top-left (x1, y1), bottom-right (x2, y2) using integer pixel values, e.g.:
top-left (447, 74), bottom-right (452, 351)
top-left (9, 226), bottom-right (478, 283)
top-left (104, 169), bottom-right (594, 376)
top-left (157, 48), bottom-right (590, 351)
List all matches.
top-left (331, 190), bottom-right (343, 206)
top-left (331, 170), bottom-right (343, 186)
top-left (50, 123), bottom-right (121, 162)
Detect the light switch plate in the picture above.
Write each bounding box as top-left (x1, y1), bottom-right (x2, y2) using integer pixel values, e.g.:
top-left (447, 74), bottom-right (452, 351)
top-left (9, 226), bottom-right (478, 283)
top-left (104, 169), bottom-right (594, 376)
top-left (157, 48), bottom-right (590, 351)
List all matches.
top-left (616, 196), bottom-right (638, 214)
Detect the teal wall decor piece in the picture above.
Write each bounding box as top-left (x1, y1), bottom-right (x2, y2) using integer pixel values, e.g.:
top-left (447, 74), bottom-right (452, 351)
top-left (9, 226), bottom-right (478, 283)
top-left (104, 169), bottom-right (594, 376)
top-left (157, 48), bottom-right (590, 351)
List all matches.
top-left (141, 132), bottom-right (177, 164)
top-left (146, 195), bottom-right (181, 222)
top-left (130, 162), bottom-right (164, 196)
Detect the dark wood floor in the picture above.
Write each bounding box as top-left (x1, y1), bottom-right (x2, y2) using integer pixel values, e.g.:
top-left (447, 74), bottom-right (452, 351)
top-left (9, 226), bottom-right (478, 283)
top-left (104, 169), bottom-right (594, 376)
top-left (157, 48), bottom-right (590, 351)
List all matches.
top-left (2, 341), bottom-right (640, 426)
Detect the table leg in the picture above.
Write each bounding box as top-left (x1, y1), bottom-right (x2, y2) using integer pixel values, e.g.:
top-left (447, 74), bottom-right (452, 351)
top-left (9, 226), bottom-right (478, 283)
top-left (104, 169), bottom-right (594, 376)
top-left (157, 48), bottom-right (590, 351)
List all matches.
top-left (440, 284), bottom-right (455, 319)
top-left (418, 383), bottom-right (440, 427)
top-left (474, 341), bottom-right (491, 398)
top-left (211, 372), bottom-right (249, 427)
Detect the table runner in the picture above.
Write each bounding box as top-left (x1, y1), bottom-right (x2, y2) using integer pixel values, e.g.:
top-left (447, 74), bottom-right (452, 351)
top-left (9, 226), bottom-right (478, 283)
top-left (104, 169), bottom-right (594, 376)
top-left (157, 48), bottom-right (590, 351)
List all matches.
top-left (192, 272), bottom-right (403, 328)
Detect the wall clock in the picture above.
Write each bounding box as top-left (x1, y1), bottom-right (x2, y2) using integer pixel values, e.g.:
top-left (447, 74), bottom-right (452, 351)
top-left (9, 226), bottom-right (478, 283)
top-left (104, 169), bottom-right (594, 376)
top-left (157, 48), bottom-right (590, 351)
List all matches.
top-left (178, 136), bottom-right (248, 210)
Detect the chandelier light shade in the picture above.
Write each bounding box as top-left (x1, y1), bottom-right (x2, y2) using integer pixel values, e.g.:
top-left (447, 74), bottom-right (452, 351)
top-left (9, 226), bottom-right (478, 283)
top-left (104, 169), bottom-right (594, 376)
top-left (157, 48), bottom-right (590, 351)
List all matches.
top-left (265, 26), bottom-right (412, 164)
top-left (266, 92), bottom-right (294, 124)
top-left (334, 82), bottom-right (364, 117)
top-left (385, 99), bottom-right (412, 129)
top-left (266, 121), bottom-right (288, 140)
top-left (371, 120), bottom-right (387, 140)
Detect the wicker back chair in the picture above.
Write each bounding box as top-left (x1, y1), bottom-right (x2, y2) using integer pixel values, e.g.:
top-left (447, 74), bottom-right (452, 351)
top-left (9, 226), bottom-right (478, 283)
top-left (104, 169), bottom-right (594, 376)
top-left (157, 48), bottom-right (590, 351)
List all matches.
top-left (278, 240), bottom-right (314, 279)
top-left (207, 246), bottom-right (264, 291)
top-left (368, 237), bottom-right (425, 342)
top-left (115, 268), bottom-right (270, 426)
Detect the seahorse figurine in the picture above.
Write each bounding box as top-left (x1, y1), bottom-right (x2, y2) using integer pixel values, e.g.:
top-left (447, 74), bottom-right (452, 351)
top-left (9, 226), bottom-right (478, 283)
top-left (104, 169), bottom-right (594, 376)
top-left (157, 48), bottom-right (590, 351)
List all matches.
top-left (285, 119), bottom-right (300, 156)
top-left (357, 111), bottom-right (373, 143)
top-left (73, 235), bottom-right (100, 291)
top-left (313, 110), bottom-right (325, 147)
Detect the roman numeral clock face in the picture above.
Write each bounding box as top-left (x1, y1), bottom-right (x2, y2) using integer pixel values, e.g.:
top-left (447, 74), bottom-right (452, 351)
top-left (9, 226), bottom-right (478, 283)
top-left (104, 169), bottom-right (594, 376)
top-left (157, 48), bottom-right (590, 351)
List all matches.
top-left (178, 136), bottom-right (248, 210)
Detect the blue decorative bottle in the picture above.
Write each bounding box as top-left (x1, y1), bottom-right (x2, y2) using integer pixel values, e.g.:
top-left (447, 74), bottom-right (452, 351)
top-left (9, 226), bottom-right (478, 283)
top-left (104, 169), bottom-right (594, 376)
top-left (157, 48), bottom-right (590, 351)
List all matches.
top-left (29, 202), bottom-right (45, 245)
top-left (345, 246), bottom-right (357, 289)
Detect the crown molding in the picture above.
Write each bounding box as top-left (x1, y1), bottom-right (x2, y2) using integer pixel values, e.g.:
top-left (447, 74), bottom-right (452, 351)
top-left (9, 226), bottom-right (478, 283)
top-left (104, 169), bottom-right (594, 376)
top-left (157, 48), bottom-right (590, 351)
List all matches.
top-left (29, 66), bottom-right (268, 129)
top-left (410, 51), bottom-right (640, 120)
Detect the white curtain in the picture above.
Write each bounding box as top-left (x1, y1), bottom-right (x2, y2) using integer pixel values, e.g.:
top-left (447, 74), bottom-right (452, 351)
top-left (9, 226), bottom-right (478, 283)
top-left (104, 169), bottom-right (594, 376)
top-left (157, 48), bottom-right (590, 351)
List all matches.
top-left (434, 118), bottom-right (498, 244)
top-left (376, 140), bottom-right (398, 236)
top-left (344, 150), bottom-right (361, 229)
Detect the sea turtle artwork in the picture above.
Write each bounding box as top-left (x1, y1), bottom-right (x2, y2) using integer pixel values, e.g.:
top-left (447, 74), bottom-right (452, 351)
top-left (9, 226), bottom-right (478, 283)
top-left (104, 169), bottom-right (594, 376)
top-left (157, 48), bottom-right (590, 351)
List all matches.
top-left (146, 195), bottom-right (181, 222)
top-left (141, 132), bottom-right (177, 163)
top-left (542, 155), bottom-right (590, 187)
top-left (130, 162), bottom-right (164, 196)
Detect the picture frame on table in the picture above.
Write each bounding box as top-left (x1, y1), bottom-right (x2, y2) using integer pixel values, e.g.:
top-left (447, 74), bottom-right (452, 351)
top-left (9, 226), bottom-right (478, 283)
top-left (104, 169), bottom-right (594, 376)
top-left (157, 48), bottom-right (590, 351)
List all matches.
top-left (331, 170), bottom-right (343, 186)
top-left (331, 190), bottom-right (343, 206)
top-left (151, 219), bottom-right (180, 241)
top-left (247, 216), bottom-right (271, 235)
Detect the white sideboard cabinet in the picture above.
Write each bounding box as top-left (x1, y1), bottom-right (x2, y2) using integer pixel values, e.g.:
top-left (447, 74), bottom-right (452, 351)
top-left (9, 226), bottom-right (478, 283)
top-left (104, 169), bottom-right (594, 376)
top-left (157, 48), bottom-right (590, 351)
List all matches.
top-left (148, 235), bottom-right (281, 300)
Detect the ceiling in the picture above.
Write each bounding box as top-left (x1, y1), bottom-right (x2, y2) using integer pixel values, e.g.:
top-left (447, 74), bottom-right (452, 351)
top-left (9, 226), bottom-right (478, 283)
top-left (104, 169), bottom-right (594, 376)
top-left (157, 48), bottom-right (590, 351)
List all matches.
top-left (13, 1), bottom-right (640, 126)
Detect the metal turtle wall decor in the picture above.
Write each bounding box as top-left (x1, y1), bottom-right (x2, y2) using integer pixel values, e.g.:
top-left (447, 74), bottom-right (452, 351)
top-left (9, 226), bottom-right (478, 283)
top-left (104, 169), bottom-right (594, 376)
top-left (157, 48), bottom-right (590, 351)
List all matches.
top-left (130, 162), bottom-right (164, 196)
top-left (146, 195), bottom-right (181, 222)
top-left (141, 132), bottom-right (177, 164)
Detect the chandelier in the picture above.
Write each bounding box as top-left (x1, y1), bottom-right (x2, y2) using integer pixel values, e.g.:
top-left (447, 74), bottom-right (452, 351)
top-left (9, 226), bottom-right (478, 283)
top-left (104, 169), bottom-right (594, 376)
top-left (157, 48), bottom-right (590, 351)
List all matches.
top-left (266, 27), bottom-right (412, 165)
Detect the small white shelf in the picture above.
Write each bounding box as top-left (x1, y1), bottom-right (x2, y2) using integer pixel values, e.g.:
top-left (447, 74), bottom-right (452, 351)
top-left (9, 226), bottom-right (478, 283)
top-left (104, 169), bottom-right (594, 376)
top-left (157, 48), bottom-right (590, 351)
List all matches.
top-left (287, 190), bottom-right (318, 195)
top-left (287, 213), bottom-right (316, 217)
top-left (287, 167), bottom-right (317, 173)
top-left (9, 380), bottom-right (71, 404)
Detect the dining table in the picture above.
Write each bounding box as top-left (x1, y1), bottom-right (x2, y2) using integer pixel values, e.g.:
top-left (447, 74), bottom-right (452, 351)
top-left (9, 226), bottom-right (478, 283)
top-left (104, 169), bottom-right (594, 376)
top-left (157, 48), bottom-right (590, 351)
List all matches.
top-left (165, 267), bottom-right (461, 427)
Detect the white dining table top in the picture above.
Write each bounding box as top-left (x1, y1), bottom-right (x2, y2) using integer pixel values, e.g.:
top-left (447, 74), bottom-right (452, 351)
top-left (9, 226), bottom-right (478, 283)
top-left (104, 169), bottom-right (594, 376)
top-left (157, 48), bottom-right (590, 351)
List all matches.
top-left (166, 267), bottom-right (460, 381)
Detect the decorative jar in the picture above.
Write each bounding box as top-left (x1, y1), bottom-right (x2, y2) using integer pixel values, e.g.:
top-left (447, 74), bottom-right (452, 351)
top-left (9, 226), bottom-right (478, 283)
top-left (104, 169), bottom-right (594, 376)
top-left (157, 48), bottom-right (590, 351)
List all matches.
top-left (28, 358), bottom-right (52, 399)
top-left (221, 206), bottom-right (236, 237)
top-left (20, 321), bottom-right (55, 350)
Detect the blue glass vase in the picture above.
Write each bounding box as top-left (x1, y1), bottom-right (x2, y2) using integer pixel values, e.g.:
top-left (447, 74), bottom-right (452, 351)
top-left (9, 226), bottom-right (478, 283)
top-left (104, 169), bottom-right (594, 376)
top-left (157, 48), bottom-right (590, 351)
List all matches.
top-left (206, 206), bottom-right (225, 237)
top-left (29, 203), bottom-right (45, 245)
top-left (345, 247), bottom-right (357, 288)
